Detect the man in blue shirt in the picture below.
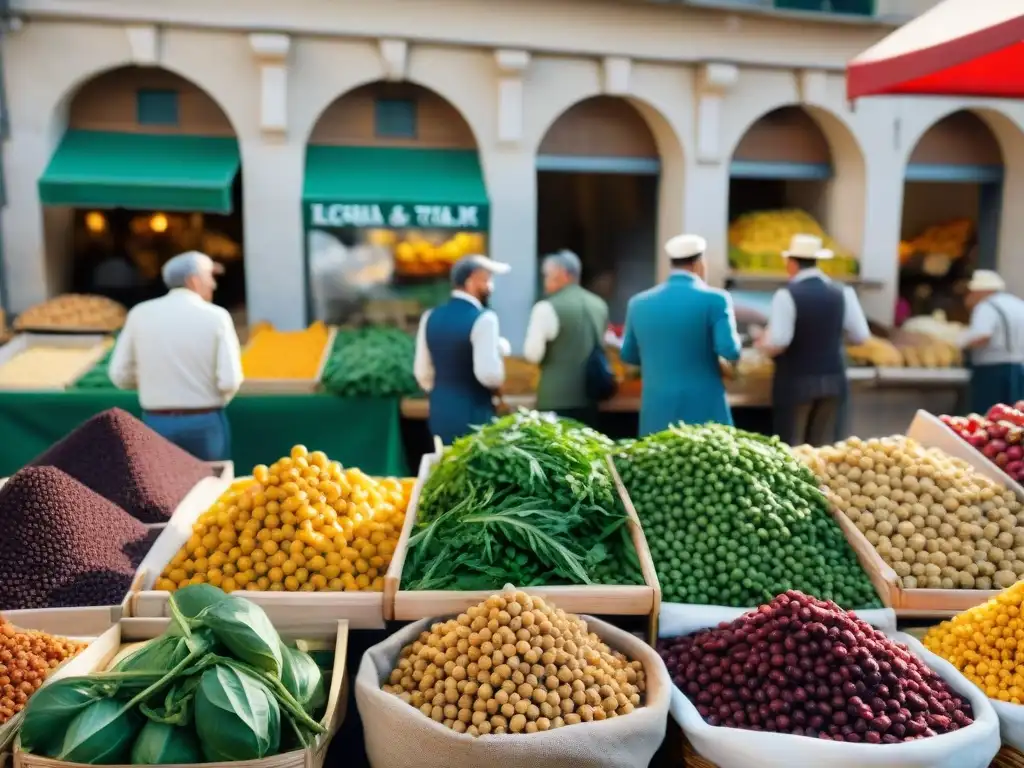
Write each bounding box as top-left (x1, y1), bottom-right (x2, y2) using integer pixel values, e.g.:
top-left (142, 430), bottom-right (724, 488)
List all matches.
top-left (621, 235), bottom-right (742, 435)
top-left (413, 255), bottom-right (511, 445)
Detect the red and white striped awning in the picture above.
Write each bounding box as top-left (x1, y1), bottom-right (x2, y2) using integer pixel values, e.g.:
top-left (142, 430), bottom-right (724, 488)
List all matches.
top-left (847, 0), bottom-right (1024, 100)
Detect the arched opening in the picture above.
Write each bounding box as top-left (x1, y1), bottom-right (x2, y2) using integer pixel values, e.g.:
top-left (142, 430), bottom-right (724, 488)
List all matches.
top-left (37, 66), bottom-right (245, 315)
top-left (535, 96), bottom-right (661, 323)
top-left (727, 106), bottom-right (862, 287)
top-left (302, 81), bottom-right (488, 328)
top-left (898, 111), bottom-right (1004, 324)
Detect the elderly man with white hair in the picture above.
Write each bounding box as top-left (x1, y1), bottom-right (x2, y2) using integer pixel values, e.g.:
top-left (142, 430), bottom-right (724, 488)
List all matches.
top-left (620, 234), bottom-right (741, 435)
top-left (523, 249), bottom-right (610, 424)
top-left (960, 269), bottom-right (1024, 414)
top-left (108, 251), bottom-right (243, 460)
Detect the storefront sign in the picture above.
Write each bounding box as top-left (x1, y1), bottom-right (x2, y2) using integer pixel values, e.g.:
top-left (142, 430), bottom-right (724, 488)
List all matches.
top-left (308, 203), bottom-right (484, 230)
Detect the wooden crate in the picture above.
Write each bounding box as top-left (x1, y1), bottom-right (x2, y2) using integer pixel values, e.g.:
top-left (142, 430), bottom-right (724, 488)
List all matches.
top-left (239, 326), bottom-right (336, 394)
top-left (129, 475), bottom-right (386, 630)
top-left (0, 334), bottom-right (111, 392)
top-left (12, 618), bottom-right (348, 768)
top-left (385, 451), bottom-right (661, 630)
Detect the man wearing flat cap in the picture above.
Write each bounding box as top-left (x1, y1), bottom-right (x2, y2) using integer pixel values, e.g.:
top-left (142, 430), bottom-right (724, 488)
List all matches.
top-left (109, 250), bottom-right (243, 460)
top-left (756, 234), bottom-right (870, 446)
top-left (960, 269), bottom-right (1024, 414)
top-left (620, 234), bottom-right (741, 435)
top-left (414, 255), bottom-right (511, 444)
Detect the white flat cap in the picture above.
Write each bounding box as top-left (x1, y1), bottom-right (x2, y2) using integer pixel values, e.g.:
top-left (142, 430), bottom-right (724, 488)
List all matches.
top-left (450, 254), bottom-right (511, 287)
top-left (665, 234), bottom-right (707, 260)
top-left (968, 269), bottom-right (1006, 293)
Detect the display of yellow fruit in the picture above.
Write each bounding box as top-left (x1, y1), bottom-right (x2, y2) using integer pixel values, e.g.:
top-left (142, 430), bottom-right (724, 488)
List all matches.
top-left (728, 209), bottom-right (857, 277)
top-left (157, 445), bottom-right (415, 594)
top-left (924, 580), bottom-right (1024, 702)
top-left (242, 322), bottom-right (330, 379)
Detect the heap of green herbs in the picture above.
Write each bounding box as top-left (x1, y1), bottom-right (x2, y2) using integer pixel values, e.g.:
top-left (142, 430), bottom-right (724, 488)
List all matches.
top-left (19, 585), bottom-right (330, 765)
top-left (402, 410), bottom-right (645, 590)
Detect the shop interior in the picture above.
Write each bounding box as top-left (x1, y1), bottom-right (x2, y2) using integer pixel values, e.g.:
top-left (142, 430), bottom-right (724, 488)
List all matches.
top-left (535, 171), bottom-right (657, 323)
top-left (69, 179), bottom-right (245, 314)
top-left (897, 111), bottom-right (1003, 325)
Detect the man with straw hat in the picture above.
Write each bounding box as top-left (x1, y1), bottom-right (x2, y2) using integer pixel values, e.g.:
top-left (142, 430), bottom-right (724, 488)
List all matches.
top-left (620, 234), bottom-right (741, 435)
top-left (756, 234), bottom-right (870, 446)
top-left (960, 269), bottom-right (1024, 414)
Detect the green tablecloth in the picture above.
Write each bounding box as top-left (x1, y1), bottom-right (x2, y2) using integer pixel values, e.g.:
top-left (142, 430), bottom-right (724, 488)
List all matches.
top-left (0, 391), bottom-right (408, 478)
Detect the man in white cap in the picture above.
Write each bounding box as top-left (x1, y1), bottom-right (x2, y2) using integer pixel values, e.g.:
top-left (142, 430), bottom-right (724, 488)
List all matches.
top-left (109, 250), bottom-right (242, 460)
top-left (523, 249), bottom-right (610, 424)
top-left (756, 234), bottom-right (870, 446)
top-left (414, 254), bottom-right (511, 444)
top-left (960, 269), bottom-right (1024, 414)
top-left (620, 234), bottom-right (741, 435)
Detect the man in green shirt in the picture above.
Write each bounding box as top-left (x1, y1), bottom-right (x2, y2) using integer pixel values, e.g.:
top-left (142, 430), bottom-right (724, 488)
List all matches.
top-left (523, 250), bottom-right (609, 425)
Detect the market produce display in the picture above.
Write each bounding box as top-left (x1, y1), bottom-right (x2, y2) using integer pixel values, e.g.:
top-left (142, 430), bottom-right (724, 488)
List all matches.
top-left (20, 586), bottom-right (328, 763)
top-left (390, 231), bottom-right (486, 278)
top-left (0, 466), bottom-right (158, 610)
top-left (615, 424), bottom-right (879, 608)
top-left (0, 339), bottom-right (112, 389)
top-left (30, 408), bottom-right (213, 524)
top-left (924, 581), bottom-right (1024, 702)
top-left (0, 616), bottom-right (87, 726)
top-left (795, 436), bottom-right (1024, 590)
top-left (402, 411), bottom-right (645, 590)
top-left (659, 590), bottom-right (975, 741)
top-left (942, 404), bottom-right (1024, 484)
top-left (846, 335), bottom-right (903, 368)
top-left (727, 209), bottom-right (859, 277)
top-left (156, 445), bottom-right (411, 593)
top-left (900, 310), bottom-right (966, 348)
top-left (502, 357), bottom-right (540, 396)
top-left (13, 294), bottom-right (126, 332)
top-left (900, 219), bottom-right (974, 265)
top-left (382, 589), bottom-right (645, 735)
top-left (320, 325), bottom-right (419, 398)
top-left (242, 321), bottom-right (331, 380)
top-left (71, 344), bottom-right (116, 390)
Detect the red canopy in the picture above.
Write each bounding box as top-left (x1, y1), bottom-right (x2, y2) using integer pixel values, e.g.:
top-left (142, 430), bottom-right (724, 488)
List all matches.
top-left (847, 0), bottom-right (1024, 100)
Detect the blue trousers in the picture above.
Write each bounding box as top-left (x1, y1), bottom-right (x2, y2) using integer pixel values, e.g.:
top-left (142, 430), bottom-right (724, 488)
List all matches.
top-left (969, 362), bottom-right (1024, 416)
top-left (142, 410), bottom-right (231, 461)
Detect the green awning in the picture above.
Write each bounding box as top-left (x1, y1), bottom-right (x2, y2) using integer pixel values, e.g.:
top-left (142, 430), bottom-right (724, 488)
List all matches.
top-left (39, 130), bottom-right (241, 214)
top-left (303, 145), bottom-right (488, 231)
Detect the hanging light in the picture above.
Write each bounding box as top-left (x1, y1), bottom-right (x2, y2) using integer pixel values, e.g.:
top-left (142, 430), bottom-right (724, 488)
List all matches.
top-left (149, 213), bottom-right (169, 233)
top-left (84, 211), bottom-right (106, 233)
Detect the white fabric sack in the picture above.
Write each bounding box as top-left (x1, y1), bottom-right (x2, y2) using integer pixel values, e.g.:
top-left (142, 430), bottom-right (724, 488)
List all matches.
top-left (990, 699), bottom-right (1024, 751)
top-left (356, 615), bottom-right (671, 768)
top-left (660, 608), bottom-right (1000, 768)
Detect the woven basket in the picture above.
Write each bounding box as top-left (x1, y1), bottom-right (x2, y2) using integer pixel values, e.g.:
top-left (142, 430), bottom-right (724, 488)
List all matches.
top-left (680, 737), bottom-right (1021, 767)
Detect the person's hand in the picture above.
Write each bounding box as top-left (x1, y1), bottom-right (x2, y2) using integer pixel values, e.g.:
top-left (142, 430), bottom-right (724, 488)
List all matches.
top-left (498, 337), bottom-right (512, 357)
top-left (748, 324), bottom-right (765, 341)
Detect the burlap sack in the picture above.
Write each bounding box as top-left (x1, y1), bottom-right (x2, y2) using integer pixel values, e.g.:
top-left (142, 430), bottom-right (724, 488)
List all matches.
top-left (356, 615), bottom-right (671, 768)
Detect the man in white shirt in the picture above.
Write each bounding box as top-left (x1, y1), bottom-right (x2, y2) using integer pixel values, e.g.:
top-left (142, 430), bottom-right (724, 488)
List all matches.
top-left (109, 251), bottom-right (243, 460)
top-left (413, 255), bottom-right (511, 444)
top-left (523, 250), bottom-right (609, 423)
top-left (757, 234), bottom-right (870, 446)
top-left (960, 269), bottom-right (1024, 414)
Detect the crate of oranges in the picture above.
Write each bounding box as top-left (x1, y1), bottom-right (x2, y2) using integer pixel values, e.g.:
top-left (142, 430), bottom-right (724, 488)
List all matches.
top-left (128, 444), bottom-right (414, 630)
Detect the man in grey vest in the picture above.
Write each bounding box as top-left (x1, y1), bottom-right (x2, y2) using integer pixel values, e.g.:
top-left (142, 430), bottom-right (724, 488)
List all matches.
top-left (523, 250), bottom-right (609, 425)
top-left (757, 234), bottom-right (870, 447)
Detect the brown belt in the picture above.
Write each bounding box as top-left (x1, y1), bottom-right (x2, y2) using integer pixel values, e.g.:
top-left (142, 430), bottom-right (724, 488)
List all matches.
top-left (144, 407), bottom-right (222, 416)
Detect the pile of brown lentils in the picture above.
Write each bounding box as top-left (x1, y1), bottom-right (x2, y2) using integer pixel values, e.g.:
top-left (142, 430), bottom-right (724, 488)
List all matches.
top-left (383, 590), bottom-right (646, 735)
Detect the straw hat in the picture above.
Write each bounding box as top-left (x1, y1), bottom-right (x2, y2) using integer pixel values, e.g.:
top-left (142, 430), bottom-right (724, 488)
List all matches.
top-left (967, 269), bottom-right (1006, 293)
top-left (783, 234), bottom-right (833, 260)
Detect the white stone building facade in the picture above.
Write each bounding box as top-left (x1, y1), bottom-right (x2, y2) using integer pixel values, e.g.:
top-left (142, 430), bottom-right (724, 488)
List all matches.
top-left (4, 0), bottom-right (1024, 346)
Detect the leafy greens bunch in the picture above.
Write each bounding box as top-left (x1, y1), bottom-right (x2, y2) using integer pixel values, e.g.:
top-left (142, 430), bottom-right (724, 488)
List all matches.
top-left (19, 585), bottom-right (329, 765)
top-left (320, 326), bottom-right (420, 397)
top-left (403, 410), bottom-right (644, 590)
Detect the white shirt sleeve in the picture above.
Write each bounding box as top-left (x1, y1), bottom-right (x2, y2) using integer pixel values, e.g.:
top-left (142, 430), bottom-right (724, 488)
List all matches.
top-left (215, 312), bottom-right (244, 397)
top-left (470, 310), bottom-right (506, 389)
top-left (522, 300), bottom-right (560, 365)
top-left (962, 301), bottom-right (999, 348)
top-left (413, 310), bottom-right (435, 393)
top-left (765, 288), bottom-right (797, 348)
top-left (842, 286), bottom-right (871, 345)
top-left (108, 316), bottom-right (137, 390)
